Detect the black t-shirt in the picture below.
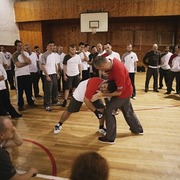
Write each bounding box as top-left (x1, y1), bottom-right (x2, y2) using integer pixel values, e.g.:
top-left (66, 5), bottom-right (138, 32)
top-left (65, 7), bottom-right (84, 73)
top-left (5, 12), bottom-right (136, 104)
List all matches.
top-left (0, 148), bottom-right (16, 180)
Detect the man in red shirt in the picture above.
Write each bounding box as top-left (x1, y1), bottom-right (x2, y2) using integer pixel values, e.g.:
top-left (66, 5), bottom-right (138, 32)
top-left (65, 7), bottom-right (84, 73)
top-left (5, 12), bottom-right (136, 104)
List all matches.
top-left (53, 77), bottom-right (117, 136)
top-left (93, 56), bottom-right (143, 144)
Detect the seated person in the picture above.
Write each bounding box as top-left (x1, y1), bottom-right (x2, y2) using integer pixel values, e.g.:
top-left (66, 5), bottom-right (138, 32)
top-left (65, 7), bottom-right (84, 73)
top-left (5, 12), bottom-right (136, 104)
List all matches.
top-left (54, 77), bottom-right (117, 136)
top-left (0, 116), bottom-right (38, 179)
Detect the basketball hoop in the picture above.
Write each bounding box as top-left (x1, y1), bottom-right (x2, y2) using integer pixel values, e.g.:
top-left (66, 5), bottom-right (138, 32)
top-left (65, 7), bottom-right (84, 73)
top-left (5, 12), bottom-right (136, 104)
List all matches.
top-left (89, 20), bottom-right (99, 34)
top-left (91, 27), bottom-right (97, 34)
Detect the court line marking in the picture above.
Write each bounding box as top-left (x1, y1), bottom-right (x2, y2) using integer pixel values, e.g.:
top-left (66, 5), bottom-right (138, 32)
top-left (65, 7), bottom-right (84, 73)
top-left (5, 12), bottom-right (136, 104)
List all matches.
top-left (23, 139), bottom-right (57, 176)
top-left (17, 170), bottom-right (69, 180)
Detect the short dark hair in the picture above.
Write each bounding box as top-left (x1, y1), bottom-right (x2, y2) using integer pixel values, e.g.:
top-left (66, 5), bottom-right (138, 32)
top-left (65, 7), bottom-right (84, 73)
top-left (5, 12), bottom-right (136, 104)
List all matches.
top-left (79, 42), bottom-right (85, 46)
top-left (93, 56), bottom-right (106, 67)
top-left (34, 46), bottom-right (39, 49)
top-left (46, 40), bottom-right (54, 47)
top-left (70, 152), bottom-right (109, 180)
top-left (70, 44), bottom-right (76, 48)
top-left (104, 42), bottom-right (111, 46)
top-left (14, 40), bottom-right (22, 46)
top-left (107, 81), bottom-right (117, 93)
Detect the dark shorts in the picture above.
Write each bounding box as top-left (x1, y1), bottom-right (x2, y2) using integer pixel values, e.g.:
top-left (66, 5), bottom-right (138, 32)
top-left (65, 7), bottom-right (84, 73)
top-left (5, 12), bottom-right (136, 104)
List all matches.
top-left (64, 74), bottom-right (80, 90)
top-left (67, 96), bottom-right (105, 113)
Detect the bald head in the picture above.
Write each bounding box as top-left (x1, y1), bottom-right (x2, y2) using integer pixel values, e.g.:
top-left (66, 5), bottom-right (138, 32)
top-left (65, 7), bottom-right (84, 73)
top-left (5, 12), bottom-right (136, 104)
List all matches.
top-left (152, 44), bottom-right (158, 51)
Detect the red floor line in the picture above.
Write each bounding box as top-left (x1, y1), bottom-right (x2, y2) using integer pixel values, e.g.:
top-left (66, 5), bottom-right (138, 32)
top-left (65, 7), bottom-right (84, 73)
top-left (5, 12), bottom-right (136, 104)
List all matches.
top-left (23, 139), bottom-right (57, 176)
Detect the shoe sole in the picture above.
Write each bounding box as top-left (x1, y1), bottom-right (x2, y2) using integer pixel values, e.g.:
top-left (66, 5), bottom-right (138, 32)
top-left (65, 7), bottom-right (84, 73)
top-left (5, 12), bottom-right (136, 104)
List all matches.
top-left (98, 139), bottom-right (115, 145)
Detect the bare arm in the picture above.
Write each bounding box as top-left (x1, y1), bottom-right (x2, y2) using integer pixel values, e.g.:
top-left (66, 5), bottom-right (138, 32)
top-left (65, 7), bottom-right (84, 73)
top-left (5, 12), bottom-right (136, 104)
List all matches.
top-left (10, 168), bottom-right (38, 180)
top-left (78, 64), bottom-right (82, 80)
top-left (84, 97), bottom-right (96, 112)
top-left (3, 127), bottom-right (23, 148)
top-left (41, 64), bottom-right (51, 81)
top-left (91, 90), bottom-right (122, 102)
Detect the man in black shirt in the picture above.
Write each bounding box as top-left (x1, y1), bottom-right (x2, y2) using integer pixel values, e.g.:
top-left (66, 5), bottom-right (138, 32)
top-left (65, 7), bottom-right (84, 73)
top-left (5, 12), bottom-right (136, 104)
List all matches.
top-left (143, 44), bottom-right (161, 92)
top-left (0, 116), bottom-right (38, 179)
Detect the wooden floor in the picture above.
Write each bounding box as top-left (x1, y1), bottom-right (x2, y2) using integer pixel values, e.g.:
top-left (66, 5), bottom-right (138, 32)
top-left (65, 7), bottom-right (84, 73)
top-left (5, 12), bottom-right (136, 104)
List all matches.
top-left (10, 73), bottom-right (180, 180)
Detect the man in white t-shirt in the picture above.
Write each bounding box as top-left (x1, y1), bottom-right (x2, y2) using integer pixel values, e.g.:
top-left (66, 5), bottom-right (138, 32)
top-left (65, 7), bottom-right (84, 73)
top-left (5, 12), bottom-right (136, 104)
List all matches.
top-left (0, 46), bottom-right (16, 90)
top-left (159, 46), bottom-right (173, 89)
top-left (77, 42), bottom-right (90, 81)
top-left (11, 40), bottom-right (36, 111)
top-left (122, 44), bottom-right (138, 99)
top-left (103, 42), bottom-right (121, 61)
top-left (57, 46), bottom-right (66, 93)
top-left (24, 44), bottom-right (42, 98)
top-left (41, 41), bottom-right (60, 111)
top-left (62, 44), bottom-right (82, 107)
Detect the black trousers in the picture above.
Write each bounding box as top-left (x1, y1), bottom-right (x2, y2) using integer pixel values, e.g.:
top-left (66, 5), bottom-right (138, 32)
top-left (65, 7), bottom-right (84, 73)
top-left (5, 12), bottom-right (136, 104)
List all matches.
top-left (0, 84), bottom-right (19, 117)
top-left (129, 73), bottom-right (136, 97)
top-left (159, 68), bottom-right (170, 88)
top-left (30, 72), bottom-right (40, 97)
top-left (167, 71), bottom-right (180, 94)
top-left (6, 70), bottom-right (15, 89)
top-left (17, 75), bottom-right (34, 108)
top-left (145, 67), bottom-right (159, 91)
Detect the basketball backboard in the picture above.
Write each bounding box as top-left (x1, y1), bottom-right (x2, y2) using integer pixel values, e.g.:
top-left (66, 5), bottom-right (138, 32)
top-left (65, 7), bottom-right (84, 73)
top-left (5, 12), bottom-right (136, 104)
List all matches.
top-left (80, 12), bottom-right (108, 33)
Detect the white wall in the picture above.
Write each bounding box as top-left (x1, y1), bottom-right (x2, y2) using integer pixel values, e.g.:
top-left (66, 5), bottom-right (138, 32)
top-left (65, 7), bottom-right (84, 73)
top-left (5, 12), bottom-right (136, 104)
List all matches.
top-left (0, 0), bottom-right (19, 45)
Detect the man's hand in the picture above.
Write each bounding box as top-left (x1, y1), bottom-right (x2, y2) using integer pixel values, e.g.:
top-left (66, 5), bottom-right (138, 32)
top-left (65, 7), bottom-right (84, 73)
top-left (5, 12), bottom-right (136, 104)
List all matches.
top-left (94, 109), bottom-right (104, 119)
top-left (91, 90), bottom-right (102, 102)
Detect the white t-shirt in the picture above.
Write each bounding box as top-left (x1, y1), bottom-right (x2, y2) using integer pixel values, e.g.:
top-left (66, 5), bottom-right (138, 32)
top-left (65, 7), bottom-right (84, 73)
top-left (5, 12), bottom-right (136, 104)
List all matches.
top-left (0, 52), bottom-right (6, 65)
top-left (59, 52), bottom-right (66, 70)
top-left (78, 52), bottom-right (90, 70)
top-left (122, 52), bottom-right (138, 73)
top-left (41, 51), bottom-right (58, 75)
top-left (29, 52), bottom-right (38, 73)
top-left (2, 52), bottom-right (12, 70)
top-left (0, 64), bottom-right (7, 90)
top-left (106, 51), bottom-right (121, 61)
top-left (73, 79), bottom-right (89, 102)
top-left (160, 52), bottom-right (172, 70)
top-left (63, 54), bottom-right (81, 76)
top-left (171, 55), bottom-right (180, 72)
top-left (14, 51), bottom-right (31, 77)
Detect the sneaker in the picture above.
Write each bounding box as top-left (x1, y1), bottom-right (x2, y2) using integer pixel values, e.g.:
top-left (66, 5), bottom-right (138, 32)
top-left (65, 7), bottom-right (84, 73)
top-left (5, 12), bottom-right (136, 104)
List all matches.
top-left (62, 100), bottom-right (67, 107)
top-left (112, 109), bottom-right (120, 116)
top-left (130, 128), bottom-right (143, 135)
top-left (132, 96), bottom-right (136, 100)
top-left (98, 128), bottom-right (106, 136)
top-left (11, 113), bottom-right (22, 119)
top-left (98, 136), bottom-right (115, 144)
top-left (54, 125), bottom-right (62, 134)
top-left (53, 102), bottom-right (61, 106)
top-left (45, 106), bottom-right (51, 111)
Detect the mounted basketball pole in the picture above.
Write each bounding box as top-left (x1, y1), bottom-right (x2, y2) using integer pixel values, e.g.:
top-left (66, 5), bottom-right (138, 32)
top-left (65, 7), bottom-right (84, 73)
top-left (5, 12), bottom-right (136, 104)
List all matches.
top-left (80, 12), bottom-right (108, 34)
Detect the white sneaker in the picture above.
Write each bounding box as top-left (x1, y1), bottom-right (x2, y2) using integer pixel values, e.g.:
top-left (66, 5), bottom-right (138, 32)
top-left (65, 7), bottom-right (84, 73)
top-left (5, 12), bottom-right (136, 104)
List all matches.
top-left (98, 128), bottom-right (106, 136)
top-left (132, 96), bottom-right (136, 100)
top-left (45, 106), bottom-right (51, 111)
top-left (112, 109), bottom-right (120, 116)
top-left (54, 125), bottom-right (62, 134)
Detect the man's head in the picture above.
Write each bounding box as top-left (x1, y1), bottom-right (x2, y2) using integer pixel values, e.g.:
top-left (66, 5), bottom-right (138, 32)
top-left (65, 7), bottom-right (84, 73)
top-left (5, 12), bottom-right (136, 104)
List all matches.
top-left (46, 40), bottom-right (55, 52)
top-left (93, 56), bottom-right (112, 71)
top-left (14, 40), bottom-right (23, 52)
top-left (126, 44), bottom-right (133, 52)
top-left (104, 42), bottom-right (112, 54)
top-left (34, 46), bottom-right (40, 54)
top-left (70, 151), bottom-right (109, 180)
top-left (96, 43), bottom-right (103, 53)
top-left (58, 46), bottom-right (63, 54)
top-left (24, 44), bottom-right (31, 54)
top-left (0, 116), bottom-right (15, 142)
top-left (69, 44), bottom-right (77, 56)
top-left (164, 46), bottom-right (170, 53)
top-left (79, 42), bottom-right (85, 52)
top-left (99, 80), bottom-right (117, 93)
top-left (152, 44), bottom-right (158, 51)
top-left (174, 44), bottom-right (180, 55)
